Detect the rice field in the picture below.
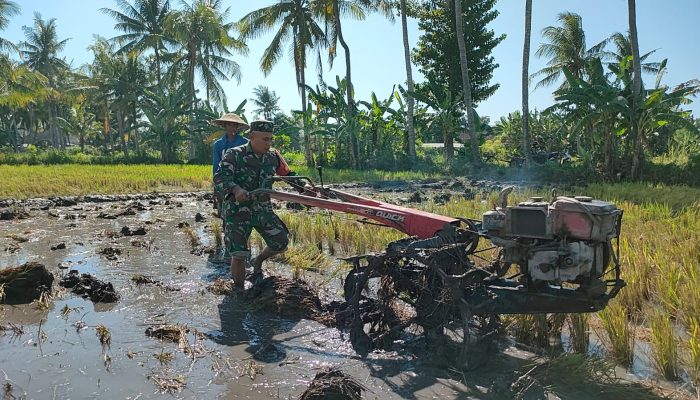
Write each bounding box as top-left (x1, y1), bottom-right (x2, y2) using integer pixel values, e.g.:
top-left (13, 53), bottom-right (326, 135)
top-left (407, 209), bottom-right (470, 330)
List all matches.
top-left (3, 163), bottom-right (700, 391)
top-left (0, 164), bottom-right (438, 199)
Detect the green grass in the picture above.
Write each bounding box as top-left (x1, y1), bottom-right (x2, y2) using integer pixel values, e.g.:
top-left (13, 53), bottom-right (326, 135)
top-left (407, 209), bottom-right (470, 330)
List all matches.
top-left (648, 307), bottom-right (679, 380)
top-left (0, 164), bottom-right (440, 199)
top-left (0, 164), bottom-right (212, 199)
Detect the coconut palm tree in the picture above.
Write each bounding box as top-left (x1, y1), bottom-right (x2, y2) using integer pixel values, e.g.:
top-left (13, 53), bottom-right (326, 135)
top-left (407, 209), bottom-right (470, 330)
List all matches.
top-left (237, 0), bottom-right (326, 167)
top-left (20, 13), bottom-right (70, 148)
top-left (166, 0), bottom-right (247, 159)
top-left (167, 0), bottom-right (246, 108)
top-left (312, 0), bottom-right (394, 168)
top-left (251, 85), bottom-right (281, 120)
top-left (606, 32), bottom-right (659, 75)
top-left (398, 0), bottom-right (415, 160)
top-left (0, 0), bottom-right (20, 55)
top-left (453, 0), bottom-right (480, 164)
top-left (532, 12), bottom-right (608, 89)
top-left (100, 0), bottom-right (172, 85)
top-left (521, 0), bottom-right (532, 166)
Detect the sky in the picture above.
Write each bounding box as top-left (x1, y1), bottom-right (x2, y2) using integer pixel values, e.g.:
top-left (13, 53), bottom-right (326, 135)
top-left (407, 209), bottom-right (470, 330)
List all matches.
top-left (2, 0), bottom-right (699, 121)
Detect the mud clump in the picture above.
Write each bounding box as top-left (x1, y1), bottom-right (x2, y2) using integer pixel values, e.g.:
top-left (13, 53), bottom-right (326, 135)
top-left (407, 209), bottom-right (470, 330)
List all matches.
top-left (194, 212), bottom-right (206, 222)
top-left (207, 278), bottom-right (233, 295)
top-left (145, 324), bottom-right (189, 344)
top-left (0, 262), bottom-right (54, 304)
top-left (246, 276), bottom-right (326, 322)
top-left (131, 274), bottom-right (179, 291)
top-left (0, 208), bottom-right (30, 220)
top-left (130, 238), bottom-right (148, 248)
top-left (98, 247), bottom-right (122, 260)
top-left (51, 242), bottom-right (66, 251)
top-left (191, 245), bottom-right (215, 256)
top-left (50, 197), bottom-right (78, 207)
top-left (96, 212), bottom-right (118, 220)
top-left (299, 368), bottom-right (364, 400)
top-left (59, 270), bottom-right (119, 303)
top-left (432, 192), bottom-right (452, 205)
top-left (120, 226), bottom-right (147, 236)
top-left (405, 191), bottom-right (424, 203)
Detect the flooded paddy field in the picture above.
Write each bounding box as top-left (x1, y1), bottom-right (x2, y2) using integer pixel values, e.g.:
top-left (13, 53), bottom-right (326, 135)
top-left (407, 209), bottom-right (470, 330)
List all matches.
top-left (0, 181), bottom-right (691, 399)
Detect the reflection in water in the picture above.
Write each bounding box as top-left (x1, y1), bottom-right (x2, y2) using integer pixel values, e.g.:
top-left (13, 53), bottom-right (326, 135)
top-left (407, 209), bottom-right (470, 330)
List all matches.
top-left (210, 293), bottom-right (289, 363)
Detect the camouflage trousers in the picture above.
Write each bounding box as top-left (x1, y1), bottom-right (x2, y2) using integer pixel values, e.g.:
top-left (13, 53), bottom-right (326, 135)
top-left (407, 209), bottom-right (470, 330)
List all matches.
top-left (221, 200), bottom-right (289, 260)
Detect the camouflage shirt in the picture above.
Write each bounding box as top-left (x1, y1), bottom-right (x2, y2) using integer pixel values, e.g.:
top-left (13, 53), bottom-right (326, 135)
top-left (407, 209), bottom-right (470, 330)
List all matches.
top-left (213, 143), bottom-right (295, 208)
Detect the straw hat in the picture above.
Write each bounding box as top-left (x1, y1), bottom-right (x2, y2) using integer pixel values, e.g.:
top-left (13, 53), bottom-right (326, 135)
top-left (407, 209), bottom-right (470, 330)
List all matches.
top-left (210, 113), bottom-right (249, 129)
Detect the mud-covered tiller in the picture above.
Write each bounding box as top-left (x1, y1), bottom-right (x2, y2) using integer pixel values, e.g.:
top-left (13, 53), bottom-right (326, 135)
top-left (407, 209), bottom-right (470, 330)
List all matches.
top-left (250, 174), bottom-right (624, 367)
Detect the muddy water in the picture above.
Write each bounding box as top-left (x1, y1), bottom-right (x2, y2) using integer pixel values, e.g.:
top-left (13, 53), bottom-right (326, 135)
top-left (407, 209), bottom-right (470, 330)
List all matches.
top-left (1, 194), bottom-right (535, 400)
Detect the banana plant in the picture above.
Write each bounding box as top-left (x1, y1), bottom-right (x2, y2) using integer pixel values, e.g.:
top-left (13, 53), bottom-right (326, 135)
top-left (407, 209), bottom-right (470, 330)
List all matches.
top-left (141, 86), bottom-right (189, 163)
top-left (409, 80), bottom-right (463, 160)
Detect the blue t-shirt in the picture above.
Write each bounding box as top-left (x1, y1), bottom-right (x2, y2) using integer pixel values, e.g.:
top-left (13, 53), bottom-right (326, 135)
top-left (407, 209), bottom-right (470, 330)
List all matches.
top-left (212, 134), bottom-right (249, 175)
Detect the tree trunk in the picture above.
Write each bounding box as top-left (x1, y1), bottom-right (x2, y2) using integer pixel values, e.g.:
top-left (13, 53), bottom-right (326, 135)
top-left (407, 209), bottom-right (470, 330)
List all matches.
top-left (79, 128), bottom-right (85, 151)
top-left (453, 0), bottom-right (480, 165)
top-left (154, 46), bottom-right (162, 87)
top-left (521, 0), bottom-right (533, 167)
top-left (335, 4), bottom-right (359, 169)
top-left (103, 100), bottom-right (112, 154)
top-left (443, 116), bottom-right (454, 161)
top-left (400, 0), bottom-right (416, 161)
top-left (117, 110), bottom-right (128, 157)
top-left (53, 102), bottom-right (65, 149)
top-left (628, 0), bottom-right (643, 179)
top-left (604, 127), bottom-right (613, 179)
top-left (629, 0), bottom-right (642, 98)
top-left (132, 103), bottom-right (140, 156)
top-left (28, 107), bottom-right (36, 145)
top-left (11, 115), bottom-right (19, 152)
top-left (188, 46), bottom-right (197, 161)
top-left (47, 101), bottom-right (56, 148)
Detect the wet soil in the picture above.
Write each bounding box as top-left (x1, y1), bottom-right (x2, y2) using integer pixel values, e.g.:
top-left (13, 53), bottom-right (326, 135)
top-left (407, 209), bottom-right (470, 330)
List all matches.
top-left (0, 186), bottom-right (687, 399)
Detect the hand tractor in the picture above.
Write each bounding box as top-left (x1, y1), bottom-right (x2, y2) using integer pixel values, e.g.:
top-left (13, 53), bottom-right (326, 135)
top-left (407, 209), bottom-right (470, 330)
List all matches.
top-left (250, 176), bottom-right (624, 366)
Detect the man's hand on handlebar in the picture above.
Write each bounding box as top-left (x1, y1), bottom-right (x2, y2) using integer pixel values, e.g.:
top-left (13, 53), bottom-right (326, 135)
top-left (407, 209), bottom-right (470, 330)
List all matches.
top-left (232, 186), bottom-right (249, 202)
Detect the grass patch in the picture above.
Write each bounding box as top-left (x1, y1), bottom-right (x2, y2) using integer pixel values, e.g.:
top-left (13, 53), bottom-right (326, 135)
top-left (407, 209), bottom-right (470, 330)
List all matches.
top-left (648, 307), bottom-right (679, 380)
top-left (0, 164), bottom-right (212, 199)
top-left (0, 164), bottom-right (440, 199)
top-left (687, 318), bottom-right (700, 388)
top-left (520, 353), bottom-right (670, 399)
top-left (599, 301), bottom-right (634, 367)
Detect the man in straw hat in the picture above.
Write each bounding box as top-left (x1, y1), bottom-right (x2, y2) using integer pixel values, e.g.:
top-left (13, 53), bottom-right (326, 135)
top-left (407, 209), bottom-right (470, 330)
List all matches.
top-left (211, 113), bottom-right (249, 176)
top-left (214, 120), bottom-right (302, 289)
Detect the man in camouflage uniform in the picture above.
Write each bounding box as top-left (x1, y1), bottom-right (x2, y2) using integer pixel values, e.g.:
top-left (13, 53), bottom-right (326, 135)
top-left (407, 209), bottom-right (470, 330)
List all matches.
top-left (213, 120), bottom-right (299, 288)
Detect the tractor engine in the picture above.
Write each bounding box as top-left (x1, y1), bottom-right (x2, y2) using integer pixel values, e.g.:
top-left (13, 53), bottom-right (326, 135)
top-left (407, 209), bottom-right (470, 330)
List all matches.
top-left (482, 191), bottom-right (622, 287)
